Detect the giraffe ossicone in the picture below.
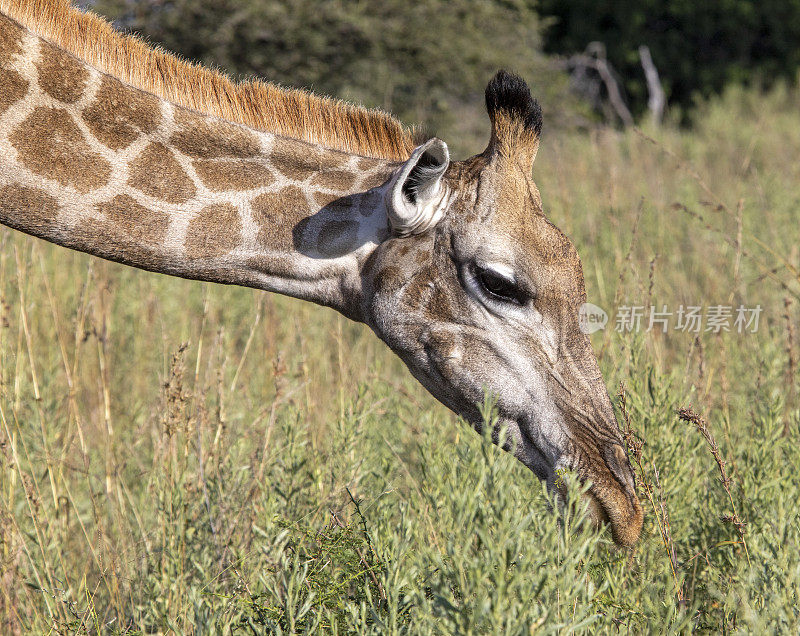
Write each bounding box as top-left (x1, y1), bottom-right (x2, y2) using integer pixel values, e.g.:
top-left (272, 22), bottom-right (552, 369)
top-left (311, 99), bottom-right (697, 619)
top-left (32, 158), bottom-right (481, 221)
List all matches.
top-left (0, 0), bottom-right (642, 546)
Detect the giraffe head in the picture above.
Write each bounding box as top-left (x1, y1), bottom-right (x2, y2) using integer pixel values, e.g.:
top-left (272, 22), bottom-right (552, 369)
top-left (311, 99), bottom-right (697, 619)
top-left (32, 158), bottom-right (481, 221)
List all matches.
top-left (0, 0), bottom-right (639, 544)
top-left (364, 71), bottom-right (643, 546)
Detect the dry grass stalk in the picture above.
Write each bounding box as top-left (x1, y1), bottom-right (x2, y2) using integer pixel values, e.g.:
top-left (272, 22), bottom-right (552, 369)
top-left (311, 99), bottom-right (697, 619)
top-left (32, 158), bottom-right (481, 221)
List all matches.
top-left (783, 298), bottom-right (797, 421)
top-left (646, 255), bottom-right (657, 311)
top-left (163, 342), bottom-right (190, 439)
top-left (731, 199), bottom-right (744, 303)
top-left (651, 463), bottom-right (679, 581)
top-left (676, 406), bottom-right (750, 566)
top-left (0, 429), bottom-right (22, 635)
top-left (617, 383), bottom-right (685, 605)
top-left (696, 337), bottom-right (707, 401)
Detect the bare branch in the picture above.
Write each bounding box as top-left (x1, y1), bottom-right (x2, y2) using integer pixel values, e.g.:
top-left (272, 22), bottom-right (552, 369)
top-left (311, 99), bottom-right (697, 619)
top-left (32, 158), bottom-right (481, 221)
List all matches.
top-left (638, 45), bottom-right (665, 126)
top-left (564, 42), bottom-right (634, 127)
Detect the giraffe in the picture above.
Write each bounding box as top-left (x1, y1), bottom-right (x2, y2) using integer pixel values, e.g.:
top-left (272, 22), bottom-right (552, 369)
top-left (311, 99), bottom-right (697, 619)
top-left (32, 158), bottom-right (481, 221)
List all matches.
top-left (0, 0), bottom-right (643, 546)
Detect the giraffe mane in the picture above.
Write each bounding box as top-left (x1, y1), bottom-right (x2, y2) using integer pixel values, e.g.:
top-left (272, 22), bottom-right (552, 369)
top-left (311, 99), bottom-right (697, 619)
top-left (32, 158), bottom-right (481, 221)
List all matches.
top-left (0, 0), bottom-right (421, 161)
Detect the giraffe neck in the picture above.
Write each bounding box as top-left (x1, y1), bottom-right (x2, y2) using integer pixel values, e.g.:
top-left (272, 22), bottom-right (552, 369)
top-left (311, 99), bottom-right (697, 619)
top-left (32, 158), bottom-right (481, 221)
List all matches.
top-left (0, 12), bottom-right (396, 320)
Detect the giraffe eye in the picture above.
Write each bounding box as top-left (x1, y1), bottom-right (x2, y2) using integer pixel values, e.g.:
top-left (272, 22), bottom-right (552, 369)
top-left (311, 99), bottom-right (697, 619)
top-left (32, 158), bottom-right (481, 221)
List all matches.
top-left (474, 265), bottom-right (526, 306)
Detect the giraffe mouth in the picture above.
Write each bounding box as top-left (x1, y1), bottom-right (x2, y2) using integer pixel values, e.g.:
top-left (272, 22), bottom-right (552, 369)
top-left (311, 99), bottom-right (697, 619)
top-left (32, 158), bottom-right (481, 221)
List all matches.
top-left (584, 481), bottom-right (643, 547)
top-left (403, 352), bottom-right (643, 545)
top-left (548, 454), bottom-right (643, 547)
top-left (517, 418), bottom-right (642, 546)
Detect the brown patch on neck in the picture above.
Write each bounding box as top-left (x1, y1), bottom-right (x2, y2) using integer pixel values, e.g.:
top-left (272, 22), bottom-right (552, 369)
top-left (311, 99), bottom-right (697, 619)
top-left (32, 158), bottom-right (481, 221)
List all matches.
top-left (95, 194), bottom-right (169, 245)
top-left (193, 159), bottom-right (276, 192)
top-left (70, 216), bottom-right (162, 268)
top-left (184, 203), bottom-right (242, 259)
top-left (10, 106), bottom-right (111, 193)
top-left (170, 108), bottom-right (262, 160)
top-left (0, 0), bottom-right (419, 160)
top-left (0, 10), bottom-right (22, 64)
top-left (251, 185), bottom-right (311, 249)
top-left (35, 39), bottom-right (88, 103)
top-left (128, 142), bottom-right (196, 204)
top-left (0, 66), bottom-right (27, 114)
top-left (310, 170), bottom-right (357, 192)
top-left (270, 142), bottom-right (350, 182)
top-left (0, 184), bottom-right (60, 232)
top-left (82, 76), bottom-right (160, 150)
top-left (316, 220), bottom-right (358, 257)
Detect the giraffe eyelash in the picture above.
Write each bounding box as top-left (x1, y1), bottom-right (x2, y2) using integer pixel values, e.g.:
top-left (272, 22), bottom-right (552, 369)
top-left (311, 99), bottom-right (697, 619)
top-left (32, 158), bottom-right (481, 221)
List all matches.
top-left (463, 262), bottom-right (530, 309)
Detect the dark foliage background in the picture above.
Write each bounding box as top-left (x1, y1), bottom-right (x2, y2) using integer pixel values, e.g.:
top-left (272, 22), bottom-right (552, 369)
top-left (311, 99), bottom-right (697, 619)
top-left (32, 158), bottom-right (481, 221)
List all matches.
top-left (538, 0), bottom-right (800, 120)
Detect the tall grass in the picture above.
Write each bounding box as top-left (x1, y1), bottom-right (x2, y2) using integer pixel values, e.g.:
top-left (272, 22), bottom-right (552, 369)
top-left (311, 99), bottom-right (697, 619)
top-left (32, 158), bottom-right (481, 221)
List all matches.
top-left (1, 83), bottom-right (800, 632)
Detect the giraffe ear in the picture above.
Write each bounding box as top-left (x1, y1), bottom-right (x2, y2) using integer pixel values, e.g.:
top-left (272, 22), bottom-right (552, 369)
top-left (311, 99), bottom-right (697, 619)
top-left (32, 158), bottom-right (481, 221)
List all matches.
top-left (387, 138), bottom-right (449, 237)
top-left (484, 70), bottom-right (542, 173)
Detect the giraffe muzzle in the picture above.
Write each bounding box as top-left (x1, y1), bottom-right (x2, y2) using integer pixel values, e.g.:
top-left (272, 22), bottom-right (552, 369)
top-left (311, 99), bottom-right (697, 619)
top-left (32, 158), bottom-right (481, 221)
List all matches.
top-left (580, 444), bottom-right (643, 547)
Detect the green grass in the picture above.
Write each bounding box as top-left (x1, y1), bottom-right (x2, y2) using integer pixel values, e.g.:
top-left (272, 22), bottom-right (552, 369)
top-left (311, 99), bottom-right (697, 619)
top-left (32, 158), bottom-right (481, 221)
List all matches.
top-left (1, 83), bottom-right (800, 633)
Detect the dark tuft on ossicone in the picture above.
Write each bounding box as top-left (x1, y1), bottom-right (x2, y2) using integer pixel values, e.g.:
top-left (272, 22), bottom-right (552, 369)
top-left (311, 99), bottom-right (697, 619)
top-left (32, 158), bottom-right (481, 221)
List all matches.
top-left (485, 70), bottom-right (542, 136)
